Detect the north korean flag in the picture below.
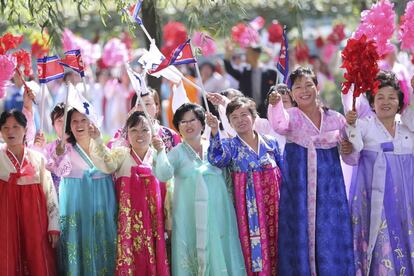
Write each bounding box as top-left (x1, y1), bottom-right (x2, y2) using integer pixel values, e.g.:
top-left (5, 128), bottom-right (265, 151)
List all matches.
top-left (37, 55), bottom-right (65, 83)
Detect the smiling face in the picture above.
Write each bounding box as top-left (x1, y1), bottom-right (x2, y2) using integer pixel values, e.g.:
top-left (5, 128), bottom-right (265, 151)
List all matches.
top-left (127, 118), bottom-right (152, 151)
top-left (177, 110), bottom-right (204, 141)
top-left (228, 106), bottom-right (255, 135)
top-left (372, 86), bottom-right (400, 120)
top-left (1, 116), bottom-right (26, 147)
top-left (70, 111), bottom-right (90, 142)
top-left (291, 75), bottom-right (318, 109)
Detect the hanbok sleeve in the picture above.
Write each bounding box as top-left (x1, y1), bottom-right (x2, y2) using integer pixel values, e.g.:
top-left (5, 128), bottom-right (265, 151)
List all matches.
top-left (22, 107), bottom-right (35, 146)
top-left (90, 137), bottom-right (127, 174)
top-left (48, 143), bottom-right (72, 177)
top-left (218, 101), bottom-right (237, 137)
top-left (267, 100), bottom-right (291, 135)
top-left (345, 118), bottom-right (367, 153)
top-left (153, 148), bottom-right (180, 182)
top-left (207, 132), bottom-right (234, 168)
top-left (402, 97), bottom-right (414, 132)
top-left (39, 156), bottom-right (60, 232)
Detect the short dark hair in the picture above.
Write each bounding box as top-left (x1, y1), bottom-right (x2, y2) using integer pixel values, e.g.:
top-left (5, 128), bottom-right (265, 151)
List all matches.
top-left (50, 103), bottom-right (65, 125)
top-left (130, 87), bottom-right (160, 110)
top-left (0, 109), bottom-right (27, 144)
top-left (367, 70), bottom-right (404, 113)
top-left (289, 67), bottom-right (318, 88)
top-left (173, 103), bottom-right (205, 133)
top-left (226, 97), bottom-right (257, 119)
top-left (125, 111), bottom-right (149, 130)
top-left (0, 109), bottom-right (27, 129)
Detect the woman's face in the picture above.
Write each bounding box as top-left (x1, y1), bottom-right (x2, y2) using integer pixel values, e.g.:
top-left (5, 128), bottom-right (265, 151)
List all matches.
top-left (127, 118), bottom-right (152, 151)
top-left (291, 75), bottom-right (318, 109)
top-left (373, 86), bottom-right (400, 120)
top-left (1, 116), bottom-right (26, 147)
top-left (135, 95), bottom-right (158, 118)
top-left (177, 110), bottom-right (203, 141)
top-left (228, 106), bottom-right (255, 135)
top-left (70, 111), bottom-right (90, 141)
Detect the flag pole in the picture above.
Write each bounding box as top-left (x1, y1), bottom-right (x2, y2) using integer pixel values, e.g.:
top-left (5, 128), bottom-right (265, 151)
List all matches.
top-left (125, 64), bottom-right (155, 134)
top-left (39, 84), bottom-right (46, 132)
top-left (38, 57), bottom-right (47, 132)
top-left (60, 84), bottom-right (71, 146)
top-left (193, 59), bottom-right (210, 113)
top-left (131, 11), bottom-right (203, 91)
top-left (81, 76), bottom-right (88, 96)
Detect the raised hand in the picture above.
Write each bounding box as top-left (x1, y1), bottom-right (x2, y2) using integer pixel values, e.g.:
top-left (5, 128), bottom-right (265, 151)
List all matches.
top-left (206, 92), bottom-right (227, 107)
top-left (345, 110), bottom-right (358, 126)
top-left (206, 112), bottom-right (220, 136)
top-left (88, 124), bottom-right (101, 140)
top-left (152, 135), bottom-right (165, 152)
top-left (268, 91), bottom-right (281, 106)
top-left (23, 86), bottom-right (36, 111)
top-left (34, 131), bottom-right (46, 148)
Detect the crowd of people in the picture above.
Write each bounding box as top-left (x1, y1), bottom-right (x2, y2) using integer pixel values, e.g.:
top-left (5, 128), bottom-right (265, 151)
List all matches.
top-left (1, 31), bottom-right (414, 276)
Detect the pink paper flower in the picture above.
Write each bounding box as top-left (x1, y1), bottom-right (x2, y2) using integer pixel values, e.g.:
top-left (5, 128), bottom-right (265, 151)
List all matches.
top-left (399, 1), bottom-right (414, 52)
top-left (62, 29), bottom-right (101, 66)
top-left (354, 0), bottom-right (396, 57)
top-left (192, 32), bottom-right (216, 57)
top-left (0, 55), bottom-right (16, 99)
top-left (231, 23), bottom-right (260, 48)
top-left (102, 38), bottom-right (129, 68)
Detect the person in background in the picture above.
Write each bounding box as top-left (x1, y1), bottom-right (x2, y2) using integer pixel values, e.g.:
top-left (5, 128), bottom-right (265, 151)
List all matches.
top-left (224, 41), bottom-right (277, 117)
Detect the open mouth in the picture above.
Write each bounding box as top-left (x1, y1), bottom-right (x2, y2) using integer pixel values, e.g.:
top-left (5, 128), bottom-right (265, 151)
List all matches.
top-left (299, 95), bottom-right (311, 100)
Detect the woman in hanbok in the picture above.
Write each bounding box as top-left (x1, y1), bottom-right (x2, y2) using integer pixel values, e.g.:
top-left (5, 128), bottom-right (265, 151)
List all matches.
top-left (267, 67), bottom-right (355, 275)
top-left (345, 71), bottom-right (414, 275)
top-left (88, 111), bottom-right (169, 276)
top-left (206, 96), bottom-right (282, 276)
top-left (108, 89), bottom-right (181, 234)
top-left (108, 88), bottom-right (181, 151)
top-left (50, 108), bottom-right (117, 275)
top-left (29, 103), bottom-right (66, 197)
top-left (153, 103), bottom-right (246, 275)
top-left (0, 109), bottom-right (59, 275)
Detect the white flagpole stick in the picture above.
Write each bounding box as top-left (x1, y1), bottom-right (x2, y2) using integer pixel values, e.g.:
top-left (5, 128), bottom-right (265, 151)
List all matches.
top-left (81, 76), bottom-right (88, 96)
top-left (60, 84), bottom-right (70, 146)
top-left (125, 64), bottom-right (155, 134)
top-left (125, 9), bottom-right (203, 95)
top-left (194, 63), bottom-right (210, 113)
top-left (39, 83), bottom-right (46, 132)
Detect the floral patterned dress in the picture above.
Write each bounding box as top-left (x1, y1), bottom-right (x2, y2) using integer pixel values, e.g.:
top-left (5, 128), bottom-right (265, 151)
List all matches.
top-left (208, 133), bottom-right (282, 276)
top-left (49, 142), bottom-right (117, 275)
top-left (90, 138), bottom-right (169, 276)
